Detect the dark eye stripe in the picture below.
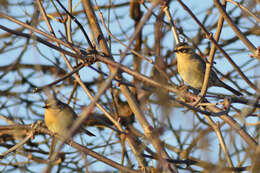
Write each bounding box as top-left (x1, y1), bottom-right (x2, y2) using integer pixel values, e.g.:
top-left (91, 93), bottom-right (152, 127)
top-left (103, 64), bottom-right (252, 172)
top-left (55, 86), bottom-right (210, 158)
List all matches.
top-left (176, 48), bottom-right (191, 53)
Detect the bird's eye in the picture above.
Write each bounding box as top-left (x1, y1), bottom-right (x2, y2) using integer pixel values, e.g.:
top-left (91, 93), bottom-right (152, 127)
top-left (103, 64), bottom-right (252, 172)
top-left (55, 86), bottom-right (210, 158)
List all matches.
top-left (43, 105), bottom-right (49, 109)
top-left (57, 102), bottom-right (65, 109)
top-left (179, 48), bottom-right (189, 53)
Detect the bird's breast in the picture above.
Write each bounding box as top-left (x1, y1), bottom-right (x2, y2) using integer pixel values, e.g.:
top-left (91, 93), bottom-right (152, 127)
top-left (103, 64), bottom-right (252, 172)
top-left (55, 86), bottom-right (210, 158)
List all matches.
top-left (177, 55), bottom-right (205, 89)
top-left (44, 108), bottom-right (74, 136)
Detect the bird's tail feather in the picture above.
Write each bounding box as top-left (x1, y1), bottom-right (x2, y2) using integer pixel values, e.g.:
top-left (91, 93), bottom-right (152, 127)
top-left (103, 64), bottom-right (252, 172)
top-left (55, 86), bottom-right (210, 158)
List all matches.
top-left (219, 82), bottom-right (242, 96)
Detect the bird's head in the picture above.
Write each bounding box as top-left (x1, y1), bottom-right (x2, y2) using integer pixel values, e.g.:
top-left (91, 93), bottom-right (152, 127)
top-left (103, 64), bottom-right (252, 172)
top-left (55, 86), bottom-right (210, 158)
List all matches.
top-left (174, 42), bottom-right (194, 55)
top-left (43, 96), bottom-right (61, 109)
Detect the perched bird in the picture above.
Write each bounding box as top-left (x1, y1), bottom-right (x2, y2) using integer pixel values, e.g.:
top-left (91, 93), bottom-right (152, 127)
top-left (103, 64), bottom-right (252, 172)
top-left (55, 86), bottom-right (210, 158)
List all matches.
top-left (44, 97), bottom-right (95, 137)
top-left (174, 42), bottom-right (242, 96)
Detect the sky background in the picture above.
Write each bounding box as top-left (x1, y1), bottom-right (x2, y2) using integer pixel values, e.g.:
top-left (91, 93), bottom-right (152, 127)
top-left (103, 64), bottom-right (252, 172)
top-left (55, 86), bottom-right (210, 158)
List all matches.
top-left (0, 0), bottom-right (259, 172)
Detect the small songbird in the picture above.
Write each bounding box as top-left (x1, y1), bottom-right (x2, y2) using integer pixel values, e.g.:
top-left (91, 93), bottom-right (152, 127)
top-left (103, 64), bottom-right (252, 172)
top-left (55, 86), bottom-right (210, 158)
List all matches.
top-left (44, 97), bottom-right (95, 137)
top-left (174, 42), bottom-right (242, 96)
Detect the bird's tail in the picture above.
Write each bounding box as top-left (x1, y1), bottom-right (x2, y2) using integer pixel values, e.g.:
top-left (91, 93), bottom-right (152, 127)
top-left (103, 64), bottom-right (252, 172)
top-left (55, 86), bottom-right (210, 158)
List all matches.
top-left (82, 128), bottom-right (96, 136)
top-left (219, 81), bottom-right (243, 96)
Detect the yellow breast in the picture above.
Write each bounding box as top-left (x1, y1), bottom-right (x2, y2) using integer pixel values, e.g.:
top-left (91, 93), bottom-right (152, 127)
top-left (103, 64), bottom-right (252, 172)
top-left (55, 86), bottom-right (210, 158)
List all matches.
top-left (44, 108), bottom-right (74, 136)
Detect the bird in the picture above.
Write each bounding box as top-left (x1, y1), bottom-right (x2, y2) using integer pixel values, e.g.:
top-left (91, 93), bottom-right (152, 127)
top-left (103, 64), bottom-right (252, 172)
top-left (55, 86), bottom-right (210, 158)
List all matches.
top-left (174, 42), bottom-right (242, 96)
top-left (44, 97), bottom-right (95, 137)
